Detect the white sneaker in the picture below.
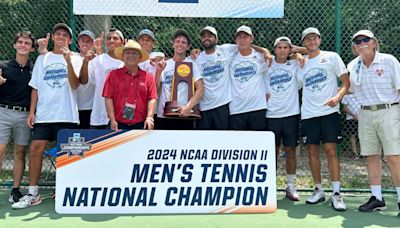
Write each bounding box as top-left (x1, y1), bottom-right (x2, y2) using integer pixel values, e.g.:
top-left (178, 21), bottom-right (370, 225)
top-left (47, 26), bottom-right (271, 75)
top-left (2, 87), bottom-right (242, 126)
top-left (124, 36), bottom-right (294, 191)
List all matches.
top-left (306, 188), bottom-right (325, 204)
top-left (11, 194), bottom-right (42, 209)
top-left (331, 192), bottom-right (346, 211)
top-left (285, 186), bottom-right (300, 201)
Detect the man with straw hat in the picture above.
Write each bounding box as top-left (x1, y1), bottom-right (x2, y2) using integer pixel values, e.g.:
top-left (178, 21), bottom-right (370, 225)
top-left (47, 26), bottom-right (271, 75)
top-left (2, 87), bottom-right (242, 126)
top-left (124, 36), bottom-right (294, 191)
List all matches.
top-left (103, 40), bottom-right (157, 130)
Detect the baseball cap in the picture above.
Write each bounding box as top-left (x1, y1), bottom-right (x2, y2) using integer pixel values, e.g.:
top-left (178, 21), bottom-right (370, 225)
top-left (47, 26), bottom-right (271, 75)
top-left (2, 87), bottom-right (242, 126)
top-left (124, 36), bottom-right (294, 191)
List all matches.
top-left (52, 23), bottom-right (72, 38)
top-left (173, 29), bottom-right (191, 45)
top-left (274, 36), bottom-right (293, 47)
top-left (235, 25), bottom-right (253, 37)
top-left (200, 26), bottom-right (218, 39)
top-left (301, 27), bottom-right (320, 41)
top-left (352, 29), bottom-right (379, 51)
top-left (108, 28), bottom-right (124, 40)
top-left (78, 30), bottom-right (95, 40)
top-left (138, 29), bottom-right (156, 42)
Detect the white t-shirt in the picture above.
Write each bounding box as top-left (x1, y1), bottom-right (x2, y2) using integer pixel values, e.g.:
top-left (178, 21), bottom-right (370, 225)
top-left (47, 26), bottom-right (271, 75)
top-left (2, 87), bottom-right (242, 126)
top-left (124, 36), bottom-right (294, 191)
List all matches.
top-left (88, 54), bottom-right (124, 126)
top-left (341, 94), bottom-right (360, 120)
top-left (297, 51), bottom-right (348, 119)
top-left (229, 49), bottom-right (268, 115)
top-left (347, 52), bottom-right (400, 106)
top-left (29, 52), bottom-right (80, 123)
top-left (265, 58), bottom-right (300, 118)
top-left (196, 44), bottom-right (237, 111)
top-left (73, 54), bottom-right (95, 110)
top-left (139, 59), bottom-right (156, 77)
top-left (157, 57), bottom-right (202, 117)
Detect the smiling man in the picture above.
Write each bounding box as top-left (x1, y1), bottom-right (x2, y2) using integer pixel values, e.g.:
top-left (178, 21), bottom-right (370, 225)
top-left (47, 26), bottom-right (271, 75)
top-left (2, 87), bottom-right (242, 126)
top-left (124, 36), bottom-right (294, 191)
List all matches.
top-left (0, 31), bottom-right (36, 204)
top-left (103, 40), bottom-right (157, 130)
top-left (297, 27), bottom-right (349, 211)
top-left (12, 23), bottom-right (81, 209)
top-left (348, 30), bottom-right (400, 213)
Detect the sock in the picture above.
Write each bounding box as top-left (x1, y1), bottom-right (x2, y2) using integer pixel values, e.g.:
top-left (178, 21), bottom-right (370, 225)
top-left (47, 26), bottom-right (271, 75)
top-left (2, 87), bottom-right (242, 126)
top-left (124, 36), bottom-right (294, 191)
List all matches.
top-left (396, 187), bottom-right (400, 203)
top-left (316, 183), bottom-right (323, 191)
top-left (28, 185), bottom-right (39, 196)
top-left (371, 185), bottom-right (382, 201)
top-left (331, 181), bottom-right (341, 194)
top-left (287, 174), bottom-right (296, 186)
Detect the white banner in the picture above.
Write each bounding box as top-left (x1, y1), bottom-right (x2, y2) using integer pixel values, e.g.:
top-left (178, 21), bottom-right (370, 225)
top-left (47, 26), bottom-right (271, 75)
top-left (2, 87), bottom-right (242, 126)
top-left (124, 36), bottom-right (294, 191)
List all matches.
top-left (56, 130), bottom-right (276, 214)
top-left (73, 0), bottom-right (284, 18)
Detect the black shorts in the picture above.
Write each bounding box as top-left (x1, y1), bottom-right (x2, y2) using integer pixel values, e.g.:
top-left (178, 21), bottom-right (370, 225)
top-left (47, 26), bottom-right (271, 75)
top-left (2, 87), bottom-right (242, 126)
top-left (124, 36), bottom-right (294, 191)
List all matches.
top-left (32, 122), bottom-right (78, 141)
top-left (266, 115), bottom-right (299, 147)
top-left (229, 109), bottom-right (266, 130)
top-left (156, 118), bottom-right (195, 130)
top-left (197, 104), bottom-right (229, 130)
top-left (301, 112), bottom-right (342, 144)
top-left (343, 119), bottom-right (358, 136)
top-left (78, 110), bottom-right (92, 129)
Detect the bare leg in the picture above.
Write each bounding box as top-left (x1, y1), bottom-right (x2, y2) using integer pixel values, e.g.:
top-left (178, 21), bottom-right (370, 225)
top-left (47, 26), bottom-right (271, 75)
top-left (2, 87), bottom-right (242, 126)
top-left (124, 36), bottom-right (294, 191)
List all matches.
top-left (13, 144), bottom-right (27, 188)
top-left (28, 140), bottom-right (48, 186)
top-left (324, 143), bottom-right (340, 181)
top-left (307, 144), bottom-right (321, 184)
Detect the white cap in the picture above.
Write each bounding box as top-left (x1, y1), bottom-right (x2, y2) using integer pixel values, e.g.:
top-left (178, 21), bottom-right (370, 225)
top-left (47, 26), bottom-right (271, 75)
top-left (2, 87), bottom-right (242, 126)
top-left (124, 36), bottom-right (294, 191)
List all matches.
top-left (274, 36), bottom-right (292, 47)
top-left (352, 29), bottom-right (379, 52)
top-left (301, 27), bottom-right (320, 41)
top-left (200, 26), bottom-right (218, 39)
top-left (235, 25), bottom-right (253, 37)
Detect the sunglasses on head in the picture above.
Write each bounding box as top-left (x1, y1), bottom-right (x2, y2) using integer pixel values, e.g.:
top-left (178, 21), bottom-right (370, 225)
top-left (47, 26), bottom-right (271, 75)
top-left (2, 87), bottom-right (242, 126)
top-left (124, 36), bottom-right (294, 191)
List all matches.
top-left (353, 37), bottom-right (372, 45)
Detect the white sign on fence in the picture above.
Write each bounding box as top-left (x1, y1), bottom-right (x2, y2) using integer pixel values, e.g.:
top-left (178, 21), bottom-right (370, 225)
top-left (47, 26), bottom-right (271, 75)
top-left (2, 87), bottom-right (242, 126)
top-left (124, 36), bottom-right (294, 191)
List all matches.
top-left (73, 0), bottom-right (284, 18)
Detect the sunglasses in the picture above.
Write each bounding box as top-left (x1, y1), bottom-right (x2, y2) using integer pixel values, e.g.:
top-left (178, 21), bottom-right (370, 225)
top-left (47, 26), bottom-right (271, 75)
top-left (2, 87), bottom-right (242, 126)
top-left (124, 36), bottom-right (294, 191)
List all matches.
top-left (353, 37), bottom-right (372, 45)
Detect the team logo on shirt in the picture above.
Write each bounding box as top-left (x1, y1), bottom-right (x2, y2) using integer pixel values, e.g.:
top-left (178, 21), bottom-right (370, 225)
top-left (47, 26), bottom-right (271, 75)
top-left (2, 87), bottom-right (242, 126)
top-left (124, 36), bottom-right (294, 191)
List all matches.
top-left (375, 69), bottom-right (384, 76)
top-left (202, 61), bottom-right (224, 83)
top-left (43, 63), bottom-right (67, 88)
top-left (163, 70), bottom-right (174, 86)
top-left (269, 69), bottom-right (292, 93)
top-left (233, 62), bottom-right (257, 83)
top-left (304, 68), bottom-right (328, 92)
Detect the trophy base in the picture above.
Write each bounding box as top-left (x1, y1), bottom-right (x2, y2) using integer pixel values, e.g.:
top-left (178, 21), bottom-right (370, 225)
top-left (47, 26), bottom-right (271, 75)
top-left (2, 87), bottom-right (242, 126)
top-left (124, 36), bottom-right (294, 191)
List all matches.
top-left (164, 101), bottom-right (201, 119)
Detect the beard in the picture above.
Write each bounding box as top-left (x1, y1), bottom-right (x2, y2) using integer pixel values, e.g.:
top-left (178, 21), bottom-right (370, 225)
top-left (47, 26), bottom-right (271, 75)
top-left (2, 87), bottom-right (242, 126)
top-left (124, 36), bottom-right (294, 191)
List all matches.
top-left (202, 40), bottom-right (217, 50)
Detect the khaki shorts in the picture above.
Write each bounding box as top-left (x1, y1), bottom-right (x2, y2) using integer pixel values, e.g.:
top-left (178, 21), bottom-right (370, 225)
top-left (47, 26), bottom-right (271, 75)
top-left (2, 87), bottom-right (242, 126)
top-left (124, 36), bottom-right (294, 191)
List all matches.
top-left (0, 107), bottom-right (31, 145)
top-left (358, 104), bottom-right (400, 156)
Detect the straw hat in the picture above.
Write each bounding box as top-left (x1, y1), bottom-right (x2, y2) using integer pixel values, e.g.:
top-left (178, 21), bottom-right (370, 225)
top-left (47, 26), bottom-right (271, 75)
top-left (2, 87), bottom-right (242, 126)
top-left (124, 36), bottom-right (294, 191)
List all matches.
top-left (114, 40), bottom-right (149, 62)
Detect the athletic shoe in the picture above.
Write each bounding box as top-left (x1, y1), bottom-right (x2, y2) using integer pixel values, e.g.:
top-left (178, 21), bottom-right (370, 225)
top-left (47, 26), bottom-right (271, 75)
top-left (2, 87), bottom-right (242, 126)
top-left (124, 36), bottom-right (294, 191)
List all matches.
top-left (285, 186), bottom-right (300, 201)
top-left (306, 187), bottom-right (325, 204)
top-left (8, 189), bottom-right (24, 203)
top-left (11, 194), bottom-right (42, 209)
top-left (359, 196), bottom-right (386, 212)
top-left (331, 192), bottom-right (346, 211)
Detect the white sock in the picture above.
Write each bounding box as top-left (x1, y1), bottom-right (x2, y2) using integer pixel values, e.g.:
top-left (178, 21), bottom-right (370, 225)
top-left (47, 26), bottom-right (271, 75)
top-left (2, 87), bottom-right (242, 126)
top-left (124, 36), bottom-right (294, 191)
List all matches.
top-left (396, 187), bottom-right (400, 202)
top-left (371, 185), bottom-right (382, 201)
top-left (331, 181), bottom-right (341, 194)
top-left (28, 185), bottom-right (39, 196)
top-left (287, 174), bottom-right (296, 186)
top-left (316, 183), bottom-right (323, 191)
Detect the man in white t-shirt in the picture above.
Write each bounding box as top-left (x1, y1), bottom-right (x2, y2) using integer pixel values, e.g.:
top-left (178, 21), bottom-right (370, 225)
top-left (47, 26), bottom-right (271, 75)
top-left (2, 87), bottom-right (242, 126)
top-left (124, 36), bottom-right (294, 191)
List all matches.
top-left (137, 29), bottom-right (164, 77)
top-left (348, 30), bottom-right (400, 212)
top-left (155, 29), bottom-right (204, 130)
top-left (12, 23), bottom-right (81, 209)
top-left (229, 25), bottom-right (268, 130)
top-left (265, 36), bottom-right (302, 201)
top-left (79, 28), bottom-right (125, 129)
top-left (297, 27), bottom-right (349, 211)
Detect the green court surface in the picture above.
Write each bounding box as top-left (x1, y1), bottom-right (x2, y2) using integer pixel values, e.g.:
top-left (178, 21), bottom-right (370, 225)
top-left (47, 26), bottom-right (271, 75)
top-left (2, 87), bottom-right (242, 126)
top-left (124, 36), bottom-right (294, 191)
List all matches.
top-left (1, 188), bottom-right (399, 228)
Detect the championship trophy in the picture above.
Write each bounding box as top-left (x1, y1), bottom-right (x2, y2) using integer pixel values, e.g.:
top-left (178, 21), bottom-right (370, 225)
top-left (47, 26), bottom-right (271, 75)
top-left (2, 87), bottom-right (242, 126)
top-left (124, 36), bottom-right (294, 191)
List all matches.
top-left (164, 62), bottom-right (201, 119)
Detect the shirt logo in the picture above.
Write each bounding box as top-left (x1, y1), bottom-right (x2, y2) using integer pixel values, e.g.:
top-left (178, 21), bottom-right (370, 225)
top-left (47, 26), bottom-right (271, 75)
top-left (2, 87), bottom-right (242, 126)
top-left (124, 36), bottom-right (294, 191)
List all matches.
top-left (233, 61), bottom-right (257, 83)
top-left (304, 68), bottom-right (328, 92)
top-left (375, 69), bottom-right (384, 76)
top-left (202, 61), bottom-right (224, 83)
top-left (163, 70), bottom-right (173, 85)
top-left (269, 69), bottom-right (292, 93)
top-left (320, 58), bottom-right (328, 64)
top-left (43, 63), bottom-right (67, 88)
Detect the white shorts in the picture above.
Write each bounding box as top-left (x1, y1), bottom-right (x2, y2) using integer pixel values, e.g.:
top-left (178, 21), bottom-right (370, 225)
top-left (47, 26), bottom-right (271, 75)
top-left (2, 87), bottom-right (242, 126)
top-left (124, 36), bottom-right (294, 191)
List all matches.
top-left (358, 104), bottom-right (400, 156)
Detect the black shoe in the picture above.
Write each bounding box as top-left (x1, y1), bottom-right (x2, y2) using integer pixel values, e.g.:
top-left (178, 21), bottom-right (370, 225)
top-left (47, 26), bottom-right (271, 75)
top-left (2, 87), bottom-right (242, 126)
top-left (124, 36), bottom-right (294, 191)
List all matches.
top-left (359, 196), bottom-right (386, 212)
top-left (8, 189), bottom-right (24, 203)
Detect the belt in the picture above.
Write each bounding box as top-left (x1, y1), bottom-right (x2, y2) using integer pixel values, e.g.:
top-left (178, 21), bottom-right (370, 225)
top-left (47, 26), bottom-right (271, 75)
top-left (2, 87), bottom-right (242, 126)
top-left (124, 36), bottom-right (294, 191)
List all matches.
top-left (0, 104), bottom-right (29, 112)
top-left (360, 102), bottom-right (399, 111)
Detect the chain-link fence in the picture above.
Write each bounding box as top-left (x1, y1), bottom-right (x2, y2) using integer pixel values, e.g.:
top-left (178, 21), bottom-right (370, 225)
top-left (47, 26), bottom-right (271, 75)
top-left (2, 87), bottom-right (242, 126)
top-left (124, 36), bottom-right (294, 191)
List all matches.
top-left (1, 0), bottom-right (399, 190)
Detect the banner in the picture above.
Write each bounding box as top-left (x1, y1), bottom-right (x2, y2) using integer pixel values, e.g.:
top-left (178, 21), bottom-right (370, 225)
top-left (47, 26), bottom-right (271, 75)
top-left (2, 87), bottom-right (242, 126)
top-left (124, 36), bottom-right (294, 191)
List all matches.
top-left (73, 0), bottom-right (284, 18)
top-left (55, 130), bottom-right (276, 214)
